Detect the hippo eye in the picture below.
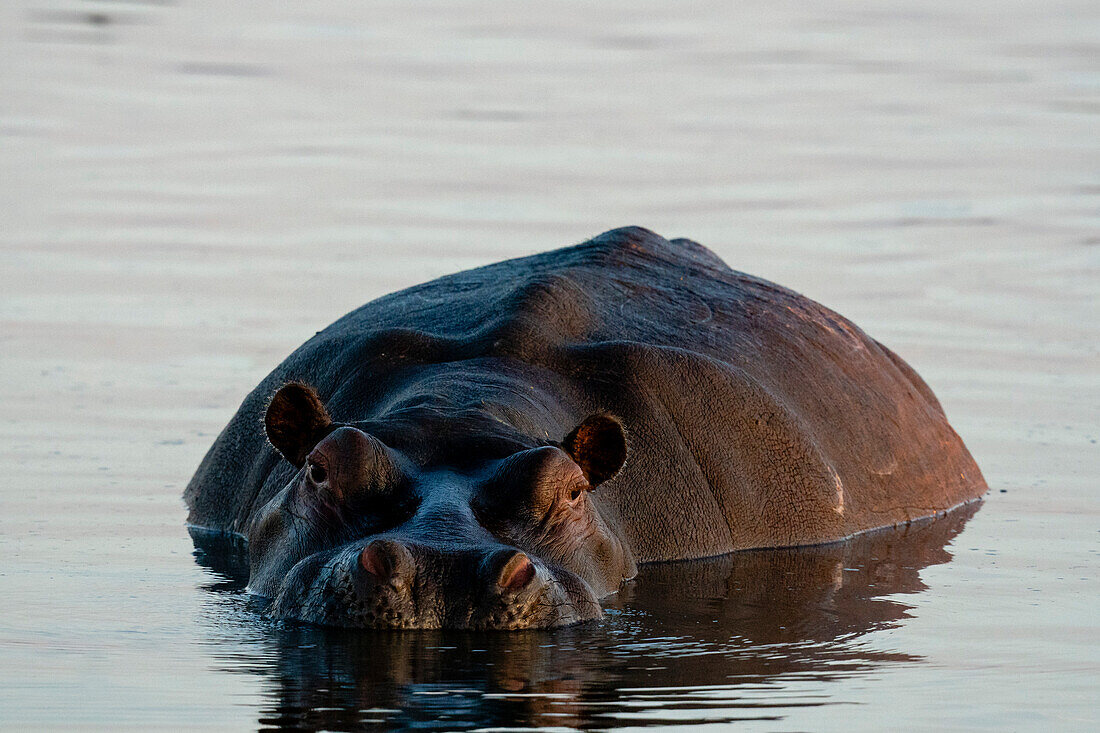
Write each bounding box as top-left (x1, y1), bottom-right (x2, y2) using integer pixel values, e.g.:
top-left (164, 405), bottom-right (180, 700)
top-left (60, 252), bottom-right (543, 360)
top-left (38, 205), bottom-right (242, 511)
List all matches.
top-left (307, 461), bottom-right (327, 485)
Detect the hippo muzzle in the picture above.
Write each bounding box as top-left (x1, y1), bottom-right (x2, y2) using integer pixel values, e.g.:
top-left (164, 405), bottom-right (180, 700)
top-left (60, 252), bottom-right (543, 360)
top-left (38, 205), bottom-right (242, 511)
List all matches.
top-left (270, 539), bottom-right (602, 629)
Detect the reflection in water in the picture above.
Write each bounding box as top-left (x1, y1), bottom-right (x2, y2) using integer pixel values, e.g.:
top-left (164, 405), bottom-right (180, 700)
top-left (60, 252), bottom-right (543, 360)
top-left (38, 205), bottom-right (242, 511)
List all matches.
top-left (191, 503), bottom-right (977, 730)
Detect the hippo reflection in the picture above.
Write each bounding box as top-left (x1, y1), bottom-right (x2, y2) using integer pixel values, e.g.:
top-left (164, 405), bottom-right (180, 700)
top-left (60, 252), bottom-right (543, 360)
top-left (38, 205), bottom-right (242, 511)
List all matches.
top-left (187, 227), bottom-right (985, 629)
top-left (190, 504), bottom-right (978, 731)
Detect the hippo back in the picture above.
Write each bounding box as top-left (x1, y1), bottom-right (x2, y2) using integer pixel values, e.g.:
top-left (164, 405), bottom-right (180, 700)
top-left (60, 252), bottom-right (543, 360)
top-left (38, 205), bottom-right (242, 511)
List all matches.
top-left (186, 227), bottom-right (986, 561)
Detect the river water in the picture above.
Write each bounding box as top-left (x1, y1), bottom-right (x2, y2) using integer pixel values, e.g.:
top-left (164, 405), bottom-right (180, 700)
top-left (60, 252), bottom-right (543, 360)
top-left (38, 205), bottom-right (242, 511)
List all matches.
top-left (1, 1), bottom-right (1097, 730)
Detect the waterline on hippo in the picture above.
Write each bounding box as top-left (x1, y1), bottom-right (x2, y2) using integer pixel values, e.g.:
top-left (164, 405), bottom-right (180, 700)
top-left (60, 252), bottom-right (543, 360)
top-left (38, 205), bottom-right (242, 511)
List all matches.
top-left (186, 227), bottom-right (986, 630)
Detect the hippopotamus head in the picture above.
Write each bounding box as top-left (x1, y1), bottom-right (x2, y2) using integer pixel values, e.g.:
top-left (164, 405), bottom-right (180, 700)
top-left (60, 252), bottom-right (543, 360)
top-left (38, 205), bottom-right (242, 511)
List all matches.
top-left (246, 383), bottom-right (637, 629)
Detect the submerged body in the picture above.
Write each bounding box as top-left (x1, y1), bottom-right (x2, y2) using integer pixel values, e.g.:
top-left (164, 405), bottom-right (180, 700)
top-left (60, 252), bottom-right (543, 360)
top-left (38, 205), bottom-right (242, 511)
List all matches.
top-left (186, 227), bottom-right (986, 628)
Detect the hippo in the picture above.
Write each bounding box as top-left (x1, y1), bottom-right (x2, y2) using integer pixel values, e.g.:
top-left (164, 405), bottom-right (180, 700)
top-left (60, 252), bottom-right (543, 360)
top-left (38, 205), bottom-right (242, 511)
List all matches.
top-left (186, 226), bottom-right (986, 629)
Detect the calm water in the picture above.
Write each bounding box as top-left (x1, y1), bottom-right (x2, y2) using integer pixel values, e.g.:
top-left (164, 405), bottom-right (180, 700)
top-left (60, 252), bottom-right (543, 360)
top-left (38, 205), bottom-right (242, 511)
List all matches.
top-left (1, 1), bottom-right (1097, 730)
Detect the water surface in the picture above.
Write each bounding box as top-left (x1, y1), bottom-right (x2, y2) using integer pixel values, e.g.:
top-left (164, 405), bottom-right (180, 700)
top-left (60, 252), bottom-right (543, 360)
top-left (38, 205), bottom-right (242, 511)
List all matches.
top-left (1, 1), bottom-right (1097, 730)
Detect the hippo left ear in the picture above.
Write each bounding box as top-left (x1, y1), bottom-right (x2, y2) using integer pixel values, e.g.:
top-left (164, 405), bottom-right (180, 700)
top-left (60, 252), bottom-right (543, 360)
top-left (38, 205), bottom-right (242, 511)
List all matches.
top-left (563, 414), bottom-right (627, 486)
top-left (264, 382), bottom-right (333, 467)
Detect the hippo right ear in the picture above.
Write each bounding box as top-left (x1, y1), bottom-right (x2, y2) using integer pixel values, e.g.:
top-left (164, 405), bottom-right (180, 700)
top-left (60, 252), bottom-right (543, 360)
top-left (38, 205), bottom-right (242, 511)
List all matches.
top-left (264, 383), bottom-right (333, 467)
top-left (563, 414), bottom-right (627, 486)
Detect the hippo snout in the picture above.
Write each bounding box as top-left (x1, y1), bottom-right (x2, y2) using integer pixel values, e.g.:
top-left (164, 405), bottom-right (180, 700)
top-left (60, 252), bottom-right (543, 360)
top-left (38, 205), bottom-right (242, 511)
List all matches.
top-left (270, 539), bottom-right (602, 630)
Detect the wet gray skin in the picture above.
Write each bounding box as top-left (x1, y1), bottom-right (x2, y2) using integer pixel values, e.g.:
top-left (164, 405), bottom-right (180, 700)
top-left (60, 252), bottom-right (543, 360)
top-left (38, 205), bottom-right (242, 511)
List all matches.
top-left (247, 395), bottom-right (636, 629)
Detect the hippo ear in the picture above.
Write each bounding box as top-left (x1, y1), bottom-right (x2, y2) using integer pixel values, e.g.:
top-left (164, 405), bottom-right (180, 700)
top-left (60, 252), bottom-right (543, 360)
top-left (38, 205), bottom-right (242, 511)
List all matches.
top-left (264, 383), bottom-right (333, 467)
top-left (563, 414), bottom-right (627, 486)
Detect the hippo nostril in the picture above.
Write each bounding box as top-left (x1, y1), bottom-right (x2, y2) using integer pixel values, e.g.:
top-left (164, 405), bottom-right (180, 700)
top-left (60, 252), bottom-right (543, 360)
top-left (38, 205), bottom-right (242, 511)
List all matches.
top-left (359, 541), bottom-right (392, 580)
top-left (359, 539), bottom-right (412, 584)
top-left (496, 551), bottom-right (536, 592)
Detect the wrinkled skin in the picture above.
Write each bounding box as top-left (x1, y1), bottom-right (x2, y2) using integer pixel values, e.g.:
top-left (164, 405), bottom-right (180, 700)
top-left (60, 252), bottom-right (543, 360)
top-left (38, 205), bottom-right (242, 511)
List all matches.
top-left (186, 227), bottom-right (987, 629)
